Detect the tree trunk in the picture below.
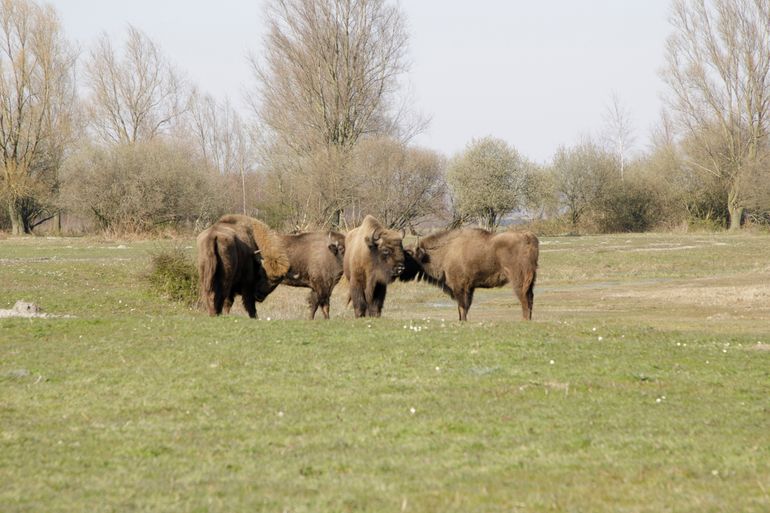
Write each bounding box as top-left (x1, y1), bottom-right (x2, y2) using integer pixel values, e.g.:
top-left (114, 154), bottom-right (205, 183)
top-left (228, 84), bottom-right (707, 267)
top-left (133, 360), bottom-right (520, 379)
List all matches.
top-left (728, 186), bottom-right (744, 231)
top-left (8, 200), bottom-right (24, 235)
top-left (241, 171), bottom-right (247, 215)
top-left (53, 211), bottom-right (62, 235)
top-left (728, 205), bottom-right (744, 231)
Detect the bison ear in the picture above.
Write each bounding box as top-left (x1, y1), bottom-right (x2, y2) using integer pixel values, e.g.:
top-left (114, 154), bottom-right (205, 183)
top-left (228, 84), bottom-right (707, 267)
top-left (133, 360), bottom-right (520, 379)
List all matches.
top-left (415, 247), bottom-right (428, 262)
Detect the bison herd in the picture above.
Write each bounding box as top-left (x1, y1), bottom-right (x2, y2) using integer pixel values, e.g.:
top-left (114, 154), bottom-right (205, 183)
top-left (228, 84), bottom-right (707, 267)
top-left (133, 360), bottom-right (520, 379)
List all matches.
top-left (196, 214), bottom-right (539, 321)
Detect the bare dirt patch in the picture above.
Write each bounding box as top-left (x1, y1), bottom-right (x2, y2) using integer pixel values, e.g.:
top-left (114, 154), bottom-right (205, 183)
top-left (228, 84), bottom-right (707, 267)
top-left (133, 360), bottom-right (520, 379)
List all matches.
top-left (606, 280), bottom-right (770, 308)
top-left (0, 301), bottom-right (59, 319)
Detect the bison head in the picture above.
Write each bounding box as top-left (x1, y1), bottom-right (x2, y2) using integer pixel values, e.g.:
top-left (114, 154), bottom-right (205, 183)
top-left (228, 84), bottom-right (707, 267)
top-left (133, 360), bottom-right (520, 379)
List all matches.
top-left (252, 249), bottom-right (283, 302)
top-left (401, 245), bottom-right (428, 281)
top-left (365, 227), bottom-right (405, 280)
top-left (328, 233), bottom-right (345, 259)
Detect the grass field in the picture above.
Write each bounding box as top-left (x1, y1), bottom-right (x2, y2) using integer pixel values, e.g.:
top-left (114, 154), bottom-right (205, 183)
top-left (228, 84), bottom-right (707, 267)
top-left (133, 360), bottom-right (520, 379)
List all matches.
top-left (1, 232), bottom-right (769, 512)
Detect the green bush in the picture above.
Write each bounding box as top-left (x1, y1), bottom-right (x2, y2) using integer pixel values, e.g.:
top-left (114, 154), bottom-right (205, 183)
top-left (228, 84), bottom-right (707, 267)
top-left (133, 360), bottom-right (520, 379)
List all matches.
top-left (594, 177), bottom-right (665, 233)
top-left (146, 246), bottom-right (199, 306)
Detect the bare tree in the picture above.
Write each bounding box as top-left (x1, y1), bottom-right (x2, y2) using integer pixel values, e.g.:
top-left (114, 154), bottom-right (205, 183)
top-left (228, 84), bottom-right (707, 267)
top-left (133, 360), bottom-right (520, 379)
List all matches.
top-left (84, 25), bottom-right (185, 145)
top-left (446, 137), bottom-right (528, 230)
top-left (662, 0), bottom-right (770, 230)
top-left (551, 140), bottom-right (617, 229)
top-left (189, 91), bottom-right (257, 214)
top-left (251, 0), bottom-right (416, 227)
top-left (602, 92), bottom-right (635, 181)
top-left (352, 136), bottom-right (446, 230)
top-left (0, 0), bottom-right (75, 235)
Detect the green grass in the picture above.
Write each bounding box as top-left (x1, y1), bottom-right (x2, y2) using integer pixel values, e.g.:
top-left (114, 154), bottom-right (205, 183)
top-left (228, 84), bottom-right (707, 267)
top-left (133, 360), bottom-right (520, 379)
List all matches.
top-left (1, 233), bottom-right (769, 512)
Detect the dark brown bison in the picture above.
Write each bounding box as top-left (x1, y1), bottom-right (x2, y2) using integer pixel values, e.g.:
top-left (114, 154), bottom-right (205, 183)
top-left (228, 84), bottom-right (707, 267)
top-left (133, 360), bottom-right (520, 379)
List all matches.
top-left (343, 215), bottom-right (406, 318)
top-left (279, 231), bottom-right (346, 319)
top-left (401, 228), bottom-right (539, 321)
top-left (197, 215), bottom-right (289, 318)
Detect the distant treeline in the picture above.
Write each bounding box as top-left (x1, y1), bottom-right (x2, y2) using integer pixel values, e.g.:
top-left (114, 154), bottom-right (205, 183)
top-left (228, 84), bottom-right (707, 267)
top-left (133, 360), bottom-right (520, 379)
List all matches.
top-left (1, 0), bottom-right (768, 236)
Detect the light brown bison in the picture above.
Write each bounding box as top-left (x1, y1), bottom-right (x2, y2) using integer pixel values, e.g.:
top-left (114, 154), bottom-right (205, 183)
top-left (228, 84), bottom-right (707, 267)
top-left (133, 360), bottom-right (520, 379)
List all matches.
top-left (197, 215), bottom-right (289, 318)
top-left (343, 215), bottom-right (406, 318)
top-left (279, 231), bottom-right (346, 319)
top-left (401, 228), bottom-right (539, 321)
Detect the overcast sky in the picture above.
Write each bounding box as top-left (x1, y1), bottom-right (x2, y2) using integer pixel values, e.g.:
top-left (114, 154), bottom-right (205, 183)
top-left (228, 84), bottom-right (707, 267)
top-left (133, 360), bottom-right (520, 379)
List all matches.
top-left (51, 0), bottom-right (673, 163)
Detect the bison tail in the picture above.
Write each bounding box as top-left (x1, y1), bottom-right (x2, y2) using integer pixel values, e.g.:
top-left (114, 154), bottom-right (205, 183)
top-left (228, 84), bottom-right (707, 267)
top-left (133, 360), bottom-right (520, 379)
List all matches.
top-left (197, 234), bottom-right (220, 315)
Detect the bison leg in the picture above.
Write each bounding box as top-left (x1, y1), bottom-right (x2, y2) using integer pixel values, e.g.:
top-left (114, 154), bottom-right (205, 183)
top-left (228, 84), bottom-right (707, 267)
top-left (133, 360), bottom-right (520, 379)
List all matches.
top-left (525, 285), bottom-right (534, 320)
top-left (241, 291), bottom-right (258, 319)
top-left (456, 288), bottom-right (474, 321)
top-left (514, 270), bottom-right (536, 321)
top-left (369, 282), bottom-right (387, 317)
top-left (307, 290), bottom-right (320, 320)
top-left (205, 290), bottom-right (220, 316)
top-left (207, 279), bottom-right (227, 315)
top-left (312, 288), bottom-right (332, 320)
top-left (222, 295), bottom-right (234, 315)
top-left (349, 282), bottom-right (368, 318)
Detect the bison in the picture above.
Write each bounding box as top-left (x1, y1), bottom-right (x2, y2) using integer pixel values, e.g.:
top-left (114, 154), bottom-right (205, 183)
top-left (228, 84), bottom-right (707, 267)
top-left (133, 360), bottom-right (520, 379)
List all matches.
top-left (279, 231), bottom-right (346, 319)
top-left (343, 215), bottom-right (406, 318)
top-left (197, 214), bottom-right (289, 318)
top-left (401, 228), bottom-right (539, 321)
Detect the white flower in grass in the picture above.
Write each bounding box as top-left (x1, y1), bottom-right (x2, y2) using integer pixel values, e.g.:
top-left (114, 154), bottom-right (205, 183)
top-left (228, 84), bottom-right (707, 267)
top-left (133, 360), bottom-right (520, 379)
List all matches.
top-left (409, 407), bottom-right (416, 415)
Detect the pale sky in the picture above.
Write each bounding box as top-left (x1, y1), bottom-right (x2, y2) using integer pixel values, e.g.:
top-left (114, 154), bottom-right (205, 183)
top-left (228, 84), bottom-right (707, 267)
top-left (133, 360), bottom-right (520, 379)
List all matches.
top-left (51, 0), bottom-right (673, 163)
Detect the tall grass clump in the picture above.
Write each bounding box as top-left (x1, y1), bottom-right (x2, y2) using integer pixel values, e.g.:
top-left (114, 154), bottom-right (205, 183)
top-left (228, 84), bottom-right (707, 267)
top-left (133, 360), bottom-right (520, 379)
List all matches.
top-left (146, 246), bottom-right (199, 306)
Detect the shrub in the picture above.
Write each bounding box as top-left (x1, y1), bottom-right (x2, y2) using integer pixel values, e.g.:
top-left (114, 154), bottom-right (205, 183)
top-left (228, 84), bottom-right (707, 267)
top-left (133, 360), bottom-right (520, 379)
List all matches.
top-left (61, 139), bottom-right (223, 234)
top-left (594, 176), bottom-right (665, 233)
top-left (146, 246), bottom-right (199, 306)
top-left (447, 137), bottom-right (528, 229)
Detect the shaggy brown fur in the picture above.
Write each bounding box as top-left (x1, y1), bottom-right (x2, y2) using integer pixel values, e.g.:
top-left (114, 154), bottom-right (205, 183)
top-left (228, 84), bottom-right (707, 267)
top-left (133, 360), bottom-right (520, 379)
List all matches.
top-left (196, 215), bottom-right (290, 318)
top-left (216, 215), bottom-right (290, 279)
top-left (280, 231), bottom-right (346, 319)
top-left (343, 215), bottom-right (406, 318)
top-left (401, 228), bottom-right (539, 321)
